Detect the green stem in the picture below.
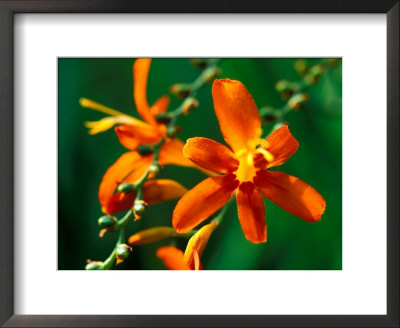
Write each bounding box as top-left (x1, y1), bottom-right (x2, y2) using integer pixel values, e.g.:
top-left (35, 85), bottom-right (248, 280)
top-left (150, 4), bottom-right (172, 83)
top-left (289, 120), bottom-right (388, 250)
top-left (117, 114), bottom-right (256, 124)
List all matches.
top-left (213, 196), bottom-right (235, 225)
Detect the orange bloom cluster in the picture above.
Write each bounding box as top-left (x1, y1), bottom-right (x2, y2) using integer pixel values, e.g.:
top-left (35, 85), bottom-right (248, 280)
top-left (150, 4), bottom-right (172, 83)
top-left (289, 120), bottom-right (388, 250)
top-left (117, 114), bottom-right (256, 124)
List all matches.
top-left (173, 79), bottom-right (326, 243)
top-left (82, 59), bottom-right (198, 214)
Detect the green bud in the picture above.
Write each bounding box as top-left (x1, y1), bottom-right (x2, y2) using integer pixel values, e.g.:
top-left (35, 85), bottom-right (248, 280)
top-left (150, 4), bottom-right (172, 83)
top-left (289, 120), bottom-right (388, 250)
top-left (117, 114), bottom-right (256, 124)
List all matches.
top-left (201, 66), bottom-right (221, 83)
top-left (189, 58), bottom-right (210, 70)
top-left (117, 183), bottom-right (136, 193)
top-left (259, 107), bottom-right (280, 123)
top-left (294, 59), bottom-right (308, 76)
top-left (169, 83), bottom-right (192, 98)
top-left (133, 201), bottom-right (148, 218)
top-left (149, 163), bottom-right (161, 177)
top-left (166, 125), bottom-right (182, 138)
top-left (288, 93), bottom-right (309, 110)
top-left (137, 145), bottom-right (154, 156)
top-left (155, 113), bottom-right (172, 124)
top-left (98, 215), bottom-right (117, 228)
top-left (85, 261), bottom-right (104, 270)
top-left (116, 244), bottom-right (132, 261)
top-left (275, 79), bottom-right (291, 93)
top-left (181, 97), bottom-right (199, 115)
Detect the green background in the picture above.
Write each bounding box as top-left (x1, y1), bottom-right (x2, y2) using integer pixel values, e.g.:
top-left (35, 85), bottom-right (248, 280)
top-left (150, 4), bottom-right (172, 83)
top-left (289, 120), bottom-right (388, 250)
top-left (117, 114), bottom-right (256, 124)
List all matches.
top-left (58, 58), bottom-right (342, 270)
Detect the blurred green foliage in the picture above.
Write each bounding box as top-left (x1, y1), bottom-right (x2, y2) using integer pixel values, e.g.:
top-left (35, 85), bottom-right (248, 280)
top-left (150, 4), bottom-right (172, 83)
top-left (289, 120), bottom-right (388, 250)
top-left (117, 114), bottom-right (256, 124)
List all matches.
top-left (58, 58), bottom-right (342, 270)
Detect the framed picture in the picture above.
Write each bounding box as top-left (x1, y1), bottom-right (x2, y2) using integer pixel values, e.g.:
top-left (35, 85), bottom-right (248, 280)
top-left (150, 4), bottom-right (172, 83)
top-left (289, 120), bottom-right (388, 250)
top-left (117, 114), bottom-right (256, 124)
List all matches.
top-left (0, 1), bottom-right (398, 327)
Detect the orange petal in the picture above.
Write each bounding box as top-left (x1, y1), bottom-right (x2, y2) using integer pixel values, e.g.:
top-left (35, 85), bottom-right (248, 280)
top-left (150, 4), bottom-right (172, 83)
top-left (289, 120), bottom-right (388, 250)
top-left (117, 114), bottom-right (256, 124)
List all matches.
top-left (98, 152), bottom-right (154, 213)
top-left (159, 138), bottom-right (194, 167)
top-left (151, 95), bottom-right (170, 116)
top-left (254, 170), bottom-right (326, 222)
top-left (192, 249), bottom-right (203, 270)
top-left (255, 125), bottom-right (299, 169)
top-left (128, 227), bottom-right (176, 245)
top-left (156, 246), bottom-right (191, 270)
top-left (184, 221), bottom-right (218, 269)
top-left (103, 191), bottom-right (137, 214)
top-left (212, 79), bottom-right (262, 152)
top-left (133, 58), bottom-right (157, 125)
top-left (183, 137), bottom-right (239, 174)
top-left (173, 174), bottom-right (239, 232)
top-left (115, 124), bottom-right (161, 150)
top-left (236, 182), bottom-right (266, 243)
top-left (142, 179), bottom-right (187, 204)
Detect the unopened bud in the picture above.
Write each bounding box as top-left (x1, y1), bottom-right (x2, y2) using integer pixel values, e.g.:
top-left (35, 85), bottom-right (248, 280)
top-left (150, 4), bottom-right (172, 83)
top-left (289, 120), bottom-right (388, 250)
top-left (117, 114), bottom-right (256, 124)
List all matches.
top-left (133, 200), bottom-right (148, 219)
top-left (128, 227), bottom-right (176, 245)
top-left (275, 80), bottom-right (298, 99)
top-left (325, 58), bottom-right (340, 67)
top-left (305, 64), bottom-right (325, 85)
top-left (149, 163), bottom-right (161, 177)
top-left (181, 97), bottom-right (199, 115)
top-left (288, 93), bottom-right (309, 110)
top-left (166, 125), bottom-right (182, 138)
top-left (155, 113), bottom-right (172, 124)
top-left (116, 244), bottom-right (132, 263)
top-left (85, 260), bottom-right (104, 270)
top-left (201, 66), bottom-right (221, 83)
top-left (294, 59), bottom-right (308, 76)
top-left (169, 83), bottom-right (192, 98)
top-left (189, 58), bottom-right (210, 70)
top-left (259, 107), bottom-right (281, 123)
top-left (117, 183), bottom-right (136, 193)
top-left (98, 215), bottom-right (117, 228)
top-left (137, 145), bottom-right (154, 156)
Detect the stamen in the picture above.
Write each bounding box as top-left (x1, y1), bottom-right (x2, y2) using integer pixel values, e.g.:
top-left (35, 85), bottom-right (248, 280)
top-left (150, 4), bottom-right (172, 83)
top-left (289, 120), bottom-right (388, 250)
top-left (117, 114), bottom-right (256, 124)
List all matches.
top-left (79, 98), bottom-right (127, 117)
top-left (257, 148), bottom-right (275, 162)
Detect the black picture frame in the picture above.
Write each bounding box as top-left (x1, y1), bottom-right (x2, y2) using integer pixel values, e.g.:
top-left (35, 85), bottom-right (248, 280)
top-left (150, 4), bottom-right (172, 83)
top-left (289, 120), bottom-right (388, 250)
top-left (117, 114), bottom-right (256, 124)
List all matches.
top-left (0, 1), bottom-right (398, 327)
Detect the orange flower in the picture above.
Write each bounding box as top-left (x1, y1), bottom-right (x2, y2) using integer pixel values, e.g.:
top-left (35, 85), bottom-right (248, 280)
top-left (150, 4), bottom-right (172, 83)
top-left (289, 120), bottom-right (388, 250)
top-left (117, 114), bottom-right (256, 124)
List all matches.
top-left (172, 79), bottom-right (326, 243)
top-left (84, 58), bottom-right (205, 214)
top-left (156, 222), bottom-right (217, 270)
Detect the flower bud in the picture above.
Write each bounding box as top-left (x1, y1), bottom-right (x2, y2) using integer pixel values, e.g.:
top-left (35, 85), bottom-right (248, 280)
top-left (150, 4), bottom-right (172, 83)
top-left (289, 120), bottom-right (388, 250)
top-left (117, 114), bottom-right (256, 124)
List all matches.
top-left (259, 107), bottom-right (281, 123)
top-left (85, 260), bottom-right (104, 270)
top-left (288, 93), bottom-right (309, 110)
top-left (128, 227), bottom-right (176, 245)
top-left (149, 163), bottom-right (161, 177)
top-left (169, 83), bottom-right (192, 98)
top-left (189, 58), bottom-right (210, 70)
top-left (116, 244), bottom-right (132, 264)
top-left (117, 183), bottom-right (136, 193)
top-left (166, 125), bottom-right (182, 138)
top-left (137, 145), bottom-right (154, 156)
top-left (155, 113), bottom-right (172, 124)
top-left (181, 97), bottom-right (199, 115)
top-left (201, 66), bottom-right (221, 83)
top-left (98, 215), bottom-right (117, 228)
top-left (294, 59), bottom-right (308, 76)
top-left (275, 80), bottom-right (298, 99)
top-left (325, 58), bottom-right (340, 67)
top-left (133, 200), bottom-right (148, 219)
top-left (305, 64), bottom-right (325, 85)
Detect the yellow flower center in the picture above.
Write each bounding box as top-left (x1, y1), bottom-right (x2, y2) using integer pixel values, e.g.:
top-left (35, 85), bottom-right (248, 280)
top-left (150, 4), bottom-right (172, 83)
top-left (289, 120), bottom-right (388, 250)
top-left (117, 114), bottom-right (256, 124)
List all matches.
top-left (233, 139), bottom-right (275, 182)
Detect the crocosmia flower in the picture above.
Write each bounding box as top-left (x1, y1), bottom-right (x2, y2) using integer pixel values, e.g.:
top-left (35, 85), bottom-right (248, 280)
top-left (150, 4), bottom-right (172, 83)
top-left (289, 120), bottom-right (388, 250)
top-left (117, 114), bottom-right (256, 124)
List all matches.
top-left (172, 79), bottom-right (326, 243)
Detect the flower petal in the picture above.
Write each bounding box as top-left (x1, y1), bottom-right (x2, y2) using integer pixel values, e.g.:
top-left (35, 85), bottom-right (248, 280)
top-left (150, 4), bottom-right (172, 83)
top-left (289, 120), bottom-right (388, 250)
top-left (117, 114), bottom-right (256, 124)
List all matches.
top-left (183, 137), bottom-right (239, 174)
top-left (142, 179), bottom-right (187, 204)
top-left (159, 138), bottom-right (194, 167)
top-left (236, 182), bottom-right (266, 243)
top-left (133, 58), bottom-right (157, 125)
top-left (151, 95), bottom-right (170, 116)
top-left (173, 174), bottom-right (239, 232)
top-left (254, 170), bottom-right (326, 222)
top-left (184, 221), bottom-right (218, 269)
top-left (98, 152), bottom-right (154, 213)
top-left (128, 227), bottom-right (176, 245)
top-left (157, 246), bottom-right (191, 270)
top-left (103, 191), bottom-right (137, 214)
top-left (255, 125), bottom-right (299, 169)
top-left (115, 124), bottom-right (161, 150)
top-left (85, 116), bottom-right (145, 135)
top-left (212, 79), bottom-right (262, 152)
